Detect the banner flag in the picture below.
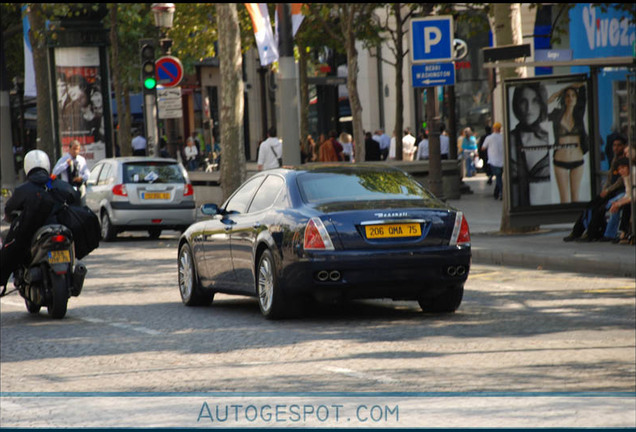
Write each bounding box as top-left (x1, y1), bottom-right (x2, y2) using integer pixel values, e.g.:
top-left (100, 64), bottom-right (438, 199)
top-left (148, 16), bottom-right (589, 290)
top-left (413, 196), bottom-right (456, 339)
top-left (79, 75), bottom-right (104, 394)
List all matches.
top-left (22, 6), bottom-right (36, 97)
top-left (245, 3), bottom-right (279, 66)
top-left (291, 3), bottom-right (305, 37)
top-left (274, 3), bottom-right (305, 45)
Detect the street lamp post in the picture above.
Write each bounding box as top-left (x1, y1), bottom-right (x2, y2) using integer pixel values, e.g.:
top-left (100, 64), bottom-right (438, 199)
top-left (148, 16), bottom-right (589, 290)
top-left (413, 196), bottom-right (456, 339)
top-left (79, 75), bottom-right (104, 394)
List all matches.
top-left (149, 3), bottom-right (175, 157)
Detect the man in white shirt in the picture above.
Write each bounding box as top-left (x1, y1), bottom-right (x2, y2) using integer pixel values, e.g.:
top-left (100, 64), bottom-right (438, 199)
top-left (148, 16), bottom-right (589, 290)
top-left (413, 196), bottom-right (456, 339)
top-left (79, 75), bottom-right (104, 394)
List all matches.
top-left (257, 127), bottom-right (283, 171)
top-left (131, 130), bottom-right (147, 156)
top-left (52, 140), bottom-right (91, 203)
top-left (481, 122), bottom-right (504, 200)
top-left (402, 128), bottom-right (417, 161)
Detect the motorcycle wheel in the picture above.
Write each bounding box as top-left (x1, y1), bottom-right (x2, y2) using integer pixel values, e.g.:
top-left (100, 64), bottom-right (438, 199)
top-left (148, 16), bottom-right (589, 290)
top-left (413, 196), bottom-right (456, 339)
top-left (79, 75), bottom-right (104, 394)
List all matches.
top-left (25, 298), bottom-right (41, 314)
top-left (47, 273), bottom-right (69, 319)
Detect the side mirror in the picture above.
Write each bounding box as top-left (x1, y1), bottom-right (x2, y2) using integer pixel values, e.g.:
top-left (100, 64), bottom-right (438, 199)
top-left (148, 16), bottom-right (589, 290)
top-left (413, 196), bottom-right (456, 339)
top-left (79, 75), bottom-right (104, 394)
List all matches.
top-left (200, 203), bottom-right (220, 216)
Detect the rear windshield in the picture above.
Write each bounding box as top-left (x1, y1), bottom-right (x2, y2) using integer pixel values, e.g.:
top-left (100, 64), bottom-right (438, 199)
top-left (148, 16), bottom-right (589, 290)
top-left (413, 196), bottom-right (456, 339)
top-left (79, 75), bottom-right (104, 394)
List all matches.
top-left (296, 169), bottom-right (436, 204)
top-left (123, 162), bottom-right (185, 184)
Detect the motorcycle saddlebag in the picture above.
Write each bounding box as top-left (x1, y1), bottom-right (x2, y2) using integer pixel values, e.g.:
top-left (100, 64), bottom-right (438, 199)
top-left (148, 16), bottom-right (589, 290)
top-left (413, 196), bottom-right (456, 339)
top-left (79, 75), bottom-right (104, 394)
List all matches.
top-left (55, 205), bottom-right (101, 260)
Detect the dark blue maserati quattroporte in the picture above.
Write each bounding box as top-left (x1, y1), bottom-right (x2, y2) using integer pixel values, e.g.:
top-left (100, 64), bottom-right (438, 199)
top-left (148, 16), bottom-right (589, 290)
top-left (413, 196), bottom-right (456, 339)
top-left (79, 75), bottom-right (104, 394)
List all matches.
top-left (177, 164), bottom-right (471, 319)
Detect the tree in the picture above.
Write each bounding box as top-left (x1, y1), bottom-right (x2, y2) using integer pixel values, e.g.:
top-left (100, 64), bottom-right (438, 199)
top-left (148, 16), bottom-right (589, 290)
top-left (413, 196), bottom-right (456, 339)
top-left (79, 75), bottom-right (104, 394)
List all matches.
top-left (216, 4), bottom-right (246, 200)
top-left (488, 3), bottom-right (536, 234)
top-left (307, 4), bottom-right (380, 163)
top-left (375, 4), bottom-right (432, 160)
top-left (27, 4), bottom-right (55, 158)
top-left (109, 4), bottom-right (131, 157)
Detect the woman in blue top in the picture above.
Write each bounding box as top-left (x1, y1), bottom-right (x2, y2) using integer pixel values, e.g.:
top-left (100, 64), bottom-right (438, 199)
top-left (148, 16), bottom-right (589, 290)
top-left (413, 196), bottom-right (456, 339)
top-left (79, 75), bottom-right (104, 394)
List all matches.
top-left (461, 127), bottom-right (478, 177)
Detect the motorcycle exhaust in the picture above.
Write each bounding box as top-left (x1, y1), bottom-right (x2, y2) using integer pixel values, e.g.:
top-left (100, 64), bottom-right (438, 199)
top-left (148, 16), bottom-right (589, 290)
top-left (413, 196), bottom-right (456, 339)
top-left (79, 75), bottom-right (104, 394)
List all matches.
top-left (71, 262), bottom-right (87, 297)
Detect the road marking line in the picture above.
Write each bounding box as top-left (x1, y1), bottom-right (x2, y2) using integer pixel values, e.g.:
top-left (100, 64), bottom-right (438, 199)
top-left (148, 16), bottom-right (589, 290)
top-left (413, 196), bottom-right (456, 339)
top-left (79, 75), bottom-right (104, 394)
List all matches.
top-left (1, 299), bottom-right (162, 336)
top-left (83, 317), bottom-right (163, 336)
top-left (323, 366), bottom-right (397, 384)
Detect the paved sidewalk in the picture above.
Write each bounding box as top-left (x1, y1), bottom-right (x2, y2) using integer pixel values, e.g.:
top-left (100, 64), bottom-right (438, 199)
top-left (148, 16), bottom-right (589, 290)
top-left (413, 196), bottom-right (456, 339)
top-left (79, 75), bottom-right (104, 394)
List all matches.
top-left (447, 175), bottom-right (635, 278)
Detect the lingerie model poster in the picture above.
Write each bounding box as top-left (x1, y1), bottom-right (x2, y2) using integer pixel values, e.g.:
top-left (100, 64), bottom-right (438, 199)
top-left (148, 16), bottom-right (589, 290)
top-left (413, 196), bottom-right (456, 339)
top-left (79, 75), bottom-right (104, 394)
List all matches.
top-left (54, 46), bottom-right (106, 169)
top-left (506, 75), bottom-right (592, 209)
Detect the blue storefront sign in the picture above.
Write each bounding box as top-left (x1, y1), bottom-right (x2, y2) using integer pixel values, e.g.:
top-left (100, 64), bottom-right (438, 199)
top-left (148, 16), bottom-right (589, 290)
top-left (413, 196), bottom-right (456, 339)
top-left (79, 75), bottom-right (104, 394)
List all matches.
top-left (569, 4), bottom-right (635, 59)
top-left (569, 4), bottom-right (635, 171)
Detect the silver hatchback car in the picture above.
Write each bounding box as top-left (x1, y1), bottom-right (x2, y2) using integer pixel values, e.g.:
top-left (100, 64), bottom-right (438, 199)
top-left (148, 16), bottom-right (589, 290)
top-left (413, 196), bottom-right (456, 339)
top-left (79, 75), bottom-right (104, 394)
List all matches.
top-left (85, 157), bottom-right (196, 241)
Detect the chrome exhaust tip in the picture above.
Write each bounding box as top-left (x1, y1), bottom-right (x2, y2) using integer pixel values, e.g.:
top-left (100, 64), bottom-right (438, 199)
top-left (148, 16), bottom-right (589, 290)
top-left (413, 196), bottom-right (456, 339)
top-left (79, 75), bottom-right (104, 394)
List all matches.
top-left (316, 270), bottom-right (329, 282)
top-left (329, 270), bottom-right (341, 281)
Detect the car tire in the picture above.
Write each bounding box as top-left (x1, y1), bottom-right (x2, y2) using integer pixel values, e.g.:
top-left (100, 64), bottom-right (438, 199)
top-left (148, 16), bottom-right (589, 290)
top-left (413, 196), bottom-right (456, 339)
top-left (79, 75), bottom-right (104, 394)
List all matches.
top-left (256, 249), bottom-right (286, 320)
top-left (418, 283), bottom-right (464, 313)
top-left (100, 212), bottom-right (117, 242)
top-left (178, 243), bottom-right (214, 306)
top-left (148, 228), bottom-right (162, 239)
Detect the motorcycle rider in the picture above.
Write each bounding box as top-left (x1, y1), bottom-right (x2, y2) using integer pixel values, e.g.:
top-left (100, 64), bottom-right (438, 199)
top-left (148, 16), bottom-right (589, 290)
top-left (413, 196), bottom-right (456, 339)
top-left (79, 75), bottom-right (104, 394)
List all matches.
top-left (1, 150), bottom-right (78, 290)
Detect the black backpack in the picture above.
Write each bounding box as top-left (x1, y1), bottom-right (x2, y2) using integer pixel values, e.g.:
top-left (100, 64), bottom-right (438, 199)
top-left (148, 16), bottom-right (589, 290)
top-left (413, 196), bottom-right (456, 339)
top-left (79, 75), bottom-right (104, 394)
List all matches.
top-left (46, 178), bottom-right (100, 259)
top-left (54, 204), bottom-right (101, 259)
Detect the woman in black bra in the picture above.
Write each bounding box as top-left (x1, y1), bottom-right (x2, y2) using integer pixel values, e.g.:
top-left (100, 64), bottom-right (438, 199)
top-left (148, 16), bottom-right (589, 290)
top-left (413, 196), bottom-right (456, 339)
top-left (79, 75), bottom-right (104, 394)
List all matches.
top-left (548, 83), bottom-right (589, 203)
top-left (509, 82), bottom-right (551, 207)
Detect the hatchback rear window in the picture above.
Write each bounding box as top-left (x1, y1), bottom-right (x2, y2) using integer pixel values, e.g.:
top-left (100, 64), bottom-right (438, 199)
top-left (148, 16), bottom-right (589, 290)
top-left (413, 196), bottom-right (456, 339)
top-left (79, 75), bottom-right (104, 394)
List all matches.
top-left (123, 162), bottom-right (185, 184)
top-left (296, 169), bottom-right (436, 204)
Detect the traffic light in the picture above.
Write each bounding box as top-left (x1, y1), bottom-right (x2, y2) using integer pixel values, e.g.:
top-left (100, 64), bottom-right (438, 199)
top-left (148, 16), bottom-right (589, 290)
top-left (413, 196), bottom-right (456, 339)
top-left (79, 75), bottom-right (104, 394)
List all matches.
top-left (140, 43), bottom-right (156, 91)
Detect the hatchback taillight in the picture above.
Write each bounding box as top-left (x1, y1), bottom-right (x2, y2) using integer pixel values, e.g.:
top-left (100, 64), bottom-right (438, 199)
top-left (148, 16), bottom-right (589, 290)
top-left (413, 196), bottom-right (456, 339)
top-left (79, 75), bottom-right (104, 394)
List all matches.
top-left (112, 184), bottom-right (128, 197)
top-left (450, 212), bottom-right (470, 246)
top-left (184, 183), bottom-right (194, 196)
top-left (303, 217), bottom-right (335, 250)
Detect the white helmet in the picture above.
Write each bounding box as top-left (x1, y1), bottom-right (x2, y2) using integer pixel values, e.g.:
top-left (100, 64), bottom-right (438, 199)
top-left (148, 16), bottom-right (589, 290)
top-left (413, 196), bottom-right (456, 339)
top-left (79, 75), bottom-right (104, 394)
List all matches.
top-left (24, 150), bottom-right (50, 176)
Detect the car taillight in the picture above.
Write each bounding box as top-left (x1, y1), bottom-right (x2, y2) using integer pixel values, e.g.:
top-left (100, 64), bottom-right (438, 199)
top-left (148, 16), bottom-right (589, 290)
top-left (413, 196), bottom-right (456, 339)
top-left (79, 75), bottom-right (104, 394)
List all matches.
top-left (450, 212), bottom-right (471, 246)
top-left (112, 184), bottom-right (128, 196)
top-left (184, 183), bottom-right (194, 196)
top-left (303, 217), bottom-right (335, 251)
top-left (52, 234), bottom-right (67, 243)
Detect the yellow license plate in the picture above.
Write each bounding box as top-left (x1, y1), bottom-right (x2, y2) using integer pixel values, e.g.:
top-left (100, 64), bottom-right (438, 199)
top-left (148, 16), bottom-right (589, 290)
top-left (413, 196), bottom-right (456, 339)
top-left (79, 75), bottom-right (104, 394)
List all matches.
top-left (143, 192), bottom-right (170, 200)
top-left (365, 223), bottom-right (421, 239)
top-left (48, 250), bottom-right (71, 263)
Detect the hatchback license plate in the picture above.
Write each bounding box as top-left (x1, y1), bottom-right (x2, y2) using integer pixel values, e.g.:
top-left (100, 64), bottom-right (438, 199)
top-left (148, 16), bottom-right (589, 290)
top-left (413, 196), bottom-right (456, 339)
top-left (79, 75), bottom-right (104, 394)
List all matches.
top-left (142, 192), bottom-right (170, 200)
top-left (48, 250), bottom-right (70, 263)
top-left (365, 223), bottom-right (421, 239)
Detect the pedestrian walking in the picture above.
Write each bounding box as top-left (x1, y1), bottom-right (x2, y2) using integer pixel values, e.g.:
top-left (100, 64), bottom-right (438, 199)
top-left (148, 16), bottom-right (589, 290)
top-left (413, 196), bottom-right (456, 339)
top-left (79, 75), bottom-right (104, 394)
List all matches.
top-left (257, 127), bottom-right (283, 171)
top-left (481, 122), bottom-right (504, 200)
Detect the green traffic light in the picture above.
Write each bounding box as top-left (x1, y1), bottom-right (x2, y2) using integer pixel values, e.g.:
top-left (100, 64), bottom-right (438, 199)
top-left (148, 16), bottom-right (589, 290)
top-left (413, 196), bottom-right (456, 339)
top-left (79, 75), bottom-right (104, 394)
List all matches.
top-left (144, 77), bottom-right (157, 90)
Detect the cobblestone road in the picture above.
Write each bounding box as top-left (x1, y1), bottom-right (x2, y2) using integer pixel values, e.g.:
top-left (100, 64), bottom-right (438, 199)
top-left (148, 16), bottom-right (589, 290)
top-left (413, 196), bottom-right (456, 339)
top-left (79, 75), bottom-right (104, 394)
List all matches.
top-left (1, 233), bottom-right (634, 427)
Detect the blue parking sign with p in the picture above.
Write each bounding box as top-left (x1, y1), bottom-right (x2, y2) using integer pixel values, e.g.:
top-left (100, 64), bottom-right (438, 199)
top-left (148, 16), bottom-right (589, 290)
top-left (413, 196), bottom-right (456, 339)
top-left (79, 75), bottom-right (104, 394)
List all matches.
top-left (411, 16), bottom-right (454, 63)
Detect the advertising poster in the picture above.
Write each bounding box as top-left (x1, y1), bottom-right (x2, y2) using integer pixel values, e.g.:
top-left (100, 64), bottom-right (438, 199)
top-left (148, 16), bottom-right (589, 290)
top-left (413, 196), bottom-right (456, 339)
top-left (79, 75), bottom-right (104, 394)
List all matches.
top-left (506, 75), bottom-right (593, 209)
top-left (54, 46), bottom-right (106, 169)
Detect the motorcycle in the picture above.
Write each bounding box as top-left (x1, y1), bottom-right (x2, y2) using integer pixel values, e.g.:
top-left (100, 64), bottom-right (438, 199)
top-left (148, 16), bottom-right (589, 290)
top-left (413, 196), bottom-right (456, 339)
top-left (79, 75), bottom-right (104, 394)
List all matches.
top-left (12, 223), bottom-right (86, 319)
